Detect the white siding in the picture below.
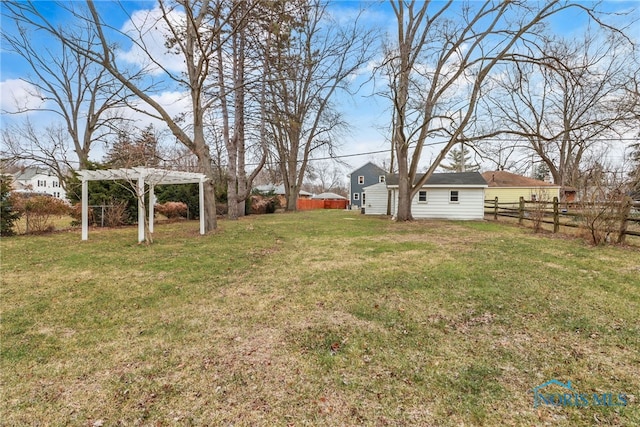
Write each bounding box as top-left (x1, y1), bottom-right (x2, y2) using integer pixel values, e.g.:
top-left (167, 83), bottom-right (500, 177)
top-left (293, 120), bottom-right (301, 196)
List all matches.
top-left (363, 182), bottom-right (388, 215)
top-left (390, 187), bottom-right (485, 220)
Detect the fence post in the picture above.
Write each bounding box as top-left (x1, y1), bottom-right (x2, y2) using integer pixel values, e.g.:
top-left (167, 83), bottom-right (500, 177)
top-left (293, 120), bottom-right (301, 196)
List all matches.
top-left (553, 196), bottom-right (559, 233)
top-left (493, 197), bottom-right (498, 220)
top-left (617, 197), bottom-right (632, 244)
top-left (518, 197), bottom-right (525, 225)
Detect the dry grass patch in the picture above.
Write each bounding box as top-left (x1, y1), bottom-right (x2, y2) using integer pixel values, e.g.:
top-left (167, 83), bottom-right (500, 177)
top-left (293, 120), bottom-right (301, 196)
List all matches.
top-left (1, 211), bottom-right (639, 425)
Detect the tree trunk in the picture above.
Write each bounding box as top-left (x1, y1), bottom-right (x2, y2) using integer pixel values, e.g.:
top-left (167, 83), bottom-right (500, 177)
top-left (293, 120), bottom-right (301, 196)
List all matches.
top-left (395, 140), bottom-right (413, 221)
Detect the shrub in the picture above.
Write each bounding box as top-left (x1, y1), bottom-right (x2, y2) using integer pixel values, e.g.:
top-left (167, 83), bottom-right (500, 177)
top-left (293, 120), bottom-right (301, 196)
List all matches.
top-left (155, 201), bottom-right (188, 219)
top-left (1, 175), bottom-right (21, 236)
top-left (12, 194), bottom-right (70, 234)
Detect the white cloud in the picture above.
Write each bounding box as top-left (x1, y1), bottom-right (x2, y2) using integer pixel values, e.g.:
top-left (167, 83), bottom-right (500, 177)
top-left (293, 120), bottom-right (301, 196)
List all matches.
top-left (117, 5), bottom-right (186, 75)
top-left (0, 79), bottom-right (45, 113)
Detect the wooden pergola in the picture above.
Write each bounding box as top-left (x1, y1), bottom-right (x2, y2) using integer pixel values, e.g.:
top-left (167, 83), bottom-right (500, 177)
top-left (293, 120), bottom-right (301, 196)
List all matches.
top-left (77, 167), bottom-right (208, 242)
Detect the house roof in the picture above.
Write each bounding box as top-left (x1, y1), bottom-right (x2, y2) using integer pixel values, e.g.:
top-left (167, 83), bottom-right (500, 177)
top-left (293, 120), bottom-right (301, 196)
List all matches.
top-left (13, 166), bottom-right (56, 181)
top-left (482, 171), bottom-right (559, 188)
top-left (312, 192), bottom-right (347, 200)
top-left (385, 171), bottom-right (488, 187)
top-left (254, 184), bottom-right (312, 197)
top-left (348, 161), bottom-right (386, 176)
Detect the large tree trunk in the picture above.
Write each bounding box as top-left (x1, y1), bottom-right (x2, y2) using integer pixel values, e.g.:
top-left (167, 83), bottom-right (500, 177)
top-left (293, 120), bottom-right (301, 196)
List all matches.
top-left (395, 148), bottom-right (413, 221)
top-left (193, 126), bottom-right (218, 232)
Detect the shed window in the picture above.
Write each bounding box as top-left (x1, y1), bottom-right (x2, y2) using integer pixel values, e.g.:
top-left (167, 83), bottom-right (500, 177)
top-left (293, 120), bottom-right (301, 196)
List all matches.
top-left (450, 190), bottom-right (459, 203)
top-left (353, 193), bottom-right (359, 200)
top-left (418, 190), bottom-right (427, 203)
top-left (358, 176), bottom-right (364, 184)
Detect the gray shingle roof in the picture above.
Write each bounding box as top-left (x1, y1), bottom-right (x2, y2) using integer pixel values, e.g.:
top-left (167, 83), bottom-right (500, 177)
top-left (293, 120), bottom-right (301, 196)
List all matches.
top-left (13, 166), bottom-right (55, 181)
top-left (385, 171), bottom-right (487, 187)
top-left (312, 192), bottom-right (347, 200)
top-left (254, 184), bottom-right (312, 196)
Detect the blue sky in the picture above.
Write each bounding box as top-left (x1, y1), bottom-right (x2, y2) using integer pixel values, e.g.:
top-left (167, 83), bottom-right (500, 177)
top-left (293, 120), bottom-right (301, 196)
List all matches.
top-left (1, 1), bottom-right (638, 175)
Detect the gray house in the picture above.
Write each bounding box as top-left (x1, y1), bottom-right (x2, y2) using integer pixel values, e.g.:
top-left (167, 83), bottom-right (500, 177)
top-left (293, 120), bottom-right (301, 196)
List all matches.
top-left (348, 162), bottom-right (387, 209)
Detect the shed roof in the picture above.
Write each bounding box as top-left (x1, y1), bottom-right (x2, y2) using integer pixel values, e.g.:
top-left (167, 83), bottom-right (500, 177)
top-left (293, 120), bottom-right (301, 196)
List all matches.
top-left (481, 171), bottom-right (559, 188)
top-left (385, 171), bottom-right (487, 187)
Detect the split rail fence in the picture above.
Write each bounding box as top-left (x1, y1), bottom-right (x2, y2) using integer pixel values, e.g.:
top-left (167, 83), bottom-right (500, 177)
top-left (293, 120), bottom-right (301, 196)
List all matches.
top-left (484, 196), bottom-right (640, 243)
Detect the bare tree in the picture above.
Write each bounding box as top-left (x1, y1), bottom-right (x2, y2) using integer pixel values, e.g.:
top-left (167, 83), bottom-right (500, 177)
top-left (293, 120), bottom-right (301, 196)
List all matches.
top-left (483, 31), bottom-right (639, 192)
top-left (1, 13), bottom-right (129, 170)
top-left (2, 120), bottom-right (73, 182)
top-left (212, 0), bottom-right (270, 219)
top-left (265, 0), bottom-right (376, 211)
top-left (382, 0), bottom-right (617, 221)
top-left (304, 160), bottom-right (346, 194)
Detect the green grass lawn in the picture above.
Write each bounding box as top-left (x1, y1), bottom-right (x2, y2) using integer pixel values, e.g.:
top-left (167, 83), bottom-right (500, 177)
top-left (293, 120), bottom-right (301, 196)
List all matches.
top-left (1, 210), bottom-right (638, 426)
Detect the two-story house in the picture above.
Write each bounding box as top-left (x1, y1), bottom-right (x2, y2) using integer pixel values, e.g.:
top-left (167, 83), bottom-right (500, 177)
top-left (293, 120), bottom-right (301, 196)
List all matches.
top-left (348, 162), bottom-right (387, 210)
top-left (12, 166), bottom-right (67, 200)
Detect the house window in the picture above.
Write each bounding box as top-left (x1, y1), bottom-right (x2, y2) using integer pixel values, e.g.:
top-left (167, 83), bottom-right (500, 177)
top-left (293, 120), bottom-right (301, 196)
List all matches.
top-left (37, 180), bottom-right (45, 187)
top-left (450, 190), bottom-right (459, 203)
top-left (358, 176), bottom-right (364, 184)
top-left (379, 175), bottom-right (385, 183)
top-left (353, 193), bottom-right (359, 201)
top-left (531, 194), bottom-right (537, 202)
top-left (362, 193), bottom-right (366, 204)
top-left (53, 181), bottom-right (59, 188)
top-left (418, 190), bottom-right (427, 203)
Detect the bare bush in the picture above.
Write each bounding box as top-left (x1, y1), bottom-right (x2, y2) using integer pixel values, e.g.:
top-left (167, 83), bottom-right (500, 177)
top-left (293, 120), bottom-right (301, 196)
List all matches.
top-left (103, 201), bottom-right (128, 227)
top-left (12, 195), bottom-right (69, 234)
top-left (155, 202), bottom-right (187, 219)
top-left (578, 167), bottom-right (630, 245)
top-left (529, 188), bottom-right (551, 233)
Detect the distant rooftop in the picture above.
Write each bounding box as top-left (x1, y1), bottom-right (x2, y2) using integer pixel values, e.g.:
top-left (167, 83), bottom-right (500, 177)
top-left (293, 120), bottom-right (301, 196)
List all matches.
top-left (254, 184), bottom-right (312, 197)
top-left (482, 171), bottom-right (558, 188)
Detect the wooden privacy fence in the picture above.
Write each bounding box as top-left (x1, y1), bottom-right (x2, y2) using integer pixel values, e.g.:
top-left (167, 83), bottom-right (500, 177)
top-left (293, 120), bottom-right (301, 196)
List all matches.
top-left (297, 199), bottom-right (348, 210)
top-left (484, 196), bottom-right (640, 243)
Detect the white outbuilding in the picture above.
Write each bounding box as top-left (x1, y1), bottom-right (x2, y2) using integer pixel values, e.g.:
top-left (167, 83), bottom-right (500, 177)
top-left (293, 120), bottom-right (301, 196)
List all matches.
top-left (363, 172), bottom-right (488, 220)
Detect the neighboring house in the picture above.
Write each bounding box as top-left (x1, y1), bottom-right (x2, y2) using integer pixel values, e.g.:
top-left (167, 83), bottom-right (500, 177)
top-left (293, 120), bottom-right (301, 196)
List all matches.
top-left (311, 192), bottom-right (347, 200)
top-left (12, 166), bottom-right (67, 200)
top-left (253, 183), bottom-right (313, 210)
top-left (348, 162), bottom-right (387, 209)
top-left (482, 171), bottom-right (560, 205)
top-left (364, 171), bottom-right (488, 220)
top-left (254, 184), bottom-right (312, 198)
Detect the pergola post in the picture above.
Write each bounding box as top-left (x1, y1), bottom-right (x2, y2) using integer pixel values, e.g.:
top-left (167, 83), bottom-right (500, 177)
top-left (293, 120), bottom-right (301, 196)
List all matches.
top-left (199, 177), bottom-right (205, 235)
top-left (148, 184), bottom-right (155, 233)
top-left (137, 175), bottom-right (145, 243)
top-left (81, 178), bottom-right (88, 240)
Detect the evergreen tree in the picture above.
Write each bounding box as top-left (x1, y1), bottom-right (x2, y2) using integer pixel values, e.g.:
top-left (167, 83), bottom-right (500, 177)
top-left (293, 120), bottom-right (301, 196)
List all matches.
top-left (104, 125), bottom-right (161, 168)
top-left (440, 146), bottom-right (480, 172)
top-left (533, 163), bottom-right (550, 182)
top-left (1, 175), bottom-right (21, 236)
